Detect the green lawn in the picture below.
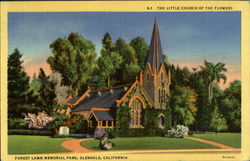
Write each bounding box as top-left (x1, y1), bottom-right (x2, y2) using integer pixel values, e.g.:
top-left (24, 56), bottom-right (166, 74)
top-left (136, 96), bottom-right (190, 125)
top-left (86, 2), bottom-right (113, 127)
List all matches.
top-left (192, 133), bottom-right (241, 148)
top-left (81, 137), bottom-right (219, 150)
top-left (8, 135), bottom-right (72, 154)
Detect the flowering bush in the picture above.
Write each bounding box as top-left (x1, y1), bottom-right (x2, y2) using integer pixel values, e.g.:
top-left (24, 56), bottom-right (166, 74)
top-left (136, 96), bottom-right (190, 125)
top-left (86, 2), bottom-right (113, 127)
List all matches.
top-left (167, 125), bottom-right (189, 138)
top-left (24, 111), bottom-right (54, 129)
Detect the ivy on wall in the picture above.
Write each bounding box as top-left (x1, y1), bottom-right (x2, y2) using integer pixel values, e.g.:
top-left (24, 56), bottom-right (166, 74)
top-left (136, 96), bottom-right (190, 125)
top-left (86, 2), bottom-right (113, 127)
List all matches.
top-left (114, 105), bottom-right (131, 137)
top-left (143, 107), bottom-right (172, 136)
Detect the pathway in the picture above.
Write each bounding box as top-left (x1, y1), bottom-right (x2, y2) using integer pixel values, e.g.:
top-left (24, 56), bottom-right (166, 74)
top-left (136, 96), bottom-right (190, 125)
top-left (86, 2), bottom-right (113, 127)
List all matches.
top-left (185, 137), bottom-right (236, 149)
top-left (61, 138), bottom-right (95, 153)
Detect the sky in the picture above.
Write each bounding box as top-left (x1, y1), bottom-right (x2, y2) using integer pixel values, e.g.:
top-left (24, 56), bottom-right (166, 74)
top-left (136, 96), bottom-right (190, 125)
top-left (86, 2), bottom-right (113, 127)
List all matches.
top-left (8, 12), bottom-right (241, 89)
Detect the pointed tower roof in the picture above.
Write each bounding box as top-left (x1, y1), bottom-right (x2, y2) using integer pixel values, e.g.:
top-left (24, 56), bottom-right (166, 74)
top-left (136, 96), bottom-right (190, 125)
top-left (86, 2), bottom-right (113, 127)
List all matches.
top-left (147, 19), bottom-right (164, 71)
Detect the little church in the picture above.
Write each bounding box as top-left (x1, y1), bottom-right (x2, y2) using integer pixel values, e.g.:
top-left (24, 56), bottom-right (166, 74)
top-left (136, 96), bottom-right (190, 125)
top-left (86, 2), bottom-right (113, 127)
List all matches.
top-left (61, 20), bottom-right (171, 129)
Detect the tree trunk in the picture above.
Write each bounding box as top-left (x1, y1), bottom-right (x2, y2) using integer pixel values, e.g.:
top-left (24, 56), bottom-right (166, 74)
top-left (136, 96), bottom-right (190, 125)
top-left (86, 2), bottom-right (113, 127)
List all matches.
top-left (208, 83), bottom-right (211, 100)
top-left (210, 83), bottom-right (213, 100)
top-left (108, 75), bottom-right (110, 87)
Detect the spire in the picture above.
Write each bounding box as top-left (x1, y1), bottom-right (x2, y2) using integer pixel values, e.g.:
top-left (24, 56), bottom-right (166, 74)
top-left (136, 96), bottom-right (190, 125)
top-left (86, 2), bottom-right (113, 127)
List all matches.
top-left (147, 19), bottom-right (164, 71)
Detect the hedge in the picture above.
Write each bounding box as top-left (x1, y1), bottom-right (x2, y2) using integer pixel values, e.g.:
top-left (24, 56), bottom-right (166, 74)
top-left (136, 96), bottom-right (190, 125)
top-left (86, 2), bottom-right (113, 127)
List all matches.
top-left (8, 129), bottom-right (52, 136)
top-left (52, 134), bottom-right (87, 138)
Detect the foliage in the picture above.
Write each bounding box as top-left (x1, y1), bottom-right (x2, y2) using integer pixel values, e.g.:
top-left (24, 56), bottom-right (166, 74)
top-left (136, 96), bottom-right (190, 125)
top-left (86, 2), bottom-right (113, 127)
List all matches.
top-left (24, 111), bottom-right (55, 129)
top-left (36, 68), bottom-right (57, 115)
top-left (105, 128), bottom-right (116, 139)
top-left (170, 86), bottom-right (197, 126)
top-left (96, 50), bottom-right (123, 87)
top-left (8, 129), bottom-right (52, 136)
top-left (219, 80), bottom-right (241, 132)
top-left (29, 74), bottom-right (42, 96)
top-left (143, 108), bottom-right (160, 136)
top-left (167, 125), bottom-right (189, 138)
top-left (70, 115), bottom-right (87, 134)
top-left (99, 136), bottom-right (113, 150)
top-left (48, 33), bottom-right (96, 97)
top-left (210, 106), bottom-right (228, 133)
top-left (8, 118), bottom-right (28, 129)
top-left (113, 38), bottom-right (140, 84)
top-left (52, 134), bottom-right (87, 138)
top-left (130, 37), bottom-right (149, 69)
top-left (8, 49), bottom-right (30, 118)
top-left (115, 106), bottom-right (131, 137)
top-left (48, 113), bottom-right (68, 134)
top-left (49, 72), bottom-right (70, 102)
top-left (200, 60), bottom-right (227, 100)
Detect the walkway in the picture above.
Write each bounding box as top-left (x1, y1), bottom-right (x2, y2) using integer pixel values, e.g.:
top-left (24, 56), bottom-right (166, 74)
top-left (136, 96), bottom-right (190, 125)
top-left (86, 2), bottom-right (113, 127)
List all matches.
top-left (185, 137), bottom-right (236, 149)
top-left (61, 138), bottom-right (95, 153)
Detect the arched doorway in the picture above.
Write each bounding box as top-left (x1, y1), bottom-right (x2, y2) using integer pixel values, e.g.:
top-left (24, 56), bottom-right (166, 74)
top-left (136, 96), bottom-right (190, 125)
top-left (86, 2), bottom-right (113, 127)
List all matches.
top-left (158, 114), bottom-right (165, 128)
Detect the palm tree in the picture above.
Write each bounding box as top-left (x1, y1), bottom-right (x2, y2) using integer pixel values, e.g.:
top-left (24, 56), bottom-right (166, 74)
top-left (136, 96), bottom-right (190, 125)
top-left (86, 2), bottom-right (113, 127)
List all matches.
top-left (201, 60), bottom-right (227, 100)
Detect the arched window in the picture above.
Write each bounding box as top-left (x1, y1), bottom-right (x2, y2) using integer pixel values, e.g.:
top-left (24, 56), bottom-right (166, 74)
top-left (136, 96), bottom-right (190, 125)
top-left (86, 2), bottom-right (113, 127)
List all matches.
top-left (130, 98), bottom-right (143, 126)
top-left (159, 115), bottom-right (165, 127)
top-left (163, 89), bottom-right (165, 103)
top-left (161, 72), bottom-right (164, 80)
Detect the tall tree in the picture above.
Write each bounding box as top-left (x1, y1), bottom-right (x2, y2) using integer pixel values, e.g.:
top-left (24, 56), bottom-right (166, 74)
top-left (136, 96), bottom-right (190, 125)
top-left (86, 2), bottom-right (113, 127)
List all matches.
top-left (93, 33), bottom-right (123, 88)
top-left (210, 105), bottom-right (228, 133)
top-left (29, 73), bottom-right (41, 96)
top-left (201, 60), bottom-right (227, 100)
top-left (47, 33), bottom-right (96, 97)
top-left (49, 72), bottom-right (69, 102)
top-left (36, 68), bottom-right (57, 115)
top-left (130, 37), bottom-right (149, 69)
top-left (114, 38), bottom-right (140, 84)
top-left (8, 49), bottom-right (30, 118)
top-left (170, 86), bottom-right (197, 126)
top-left (220, 80), bottom-right (241, 132)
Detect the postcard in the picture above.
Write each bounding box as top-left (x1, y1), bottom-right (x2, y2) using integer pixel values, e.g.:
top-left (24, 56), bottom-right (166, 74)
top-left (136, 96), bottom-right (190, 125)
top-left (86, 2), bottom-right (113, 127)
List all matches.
top-left (1, 1), bottom-right (250, 161)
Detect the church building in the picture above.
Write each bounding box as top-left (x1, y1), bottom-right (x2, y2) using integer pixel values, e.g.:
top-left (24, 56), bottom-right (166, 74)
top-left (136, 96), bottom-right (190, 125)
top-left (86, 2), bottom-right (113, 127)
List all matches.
top-left (61, 20), bottom-right (171, 129)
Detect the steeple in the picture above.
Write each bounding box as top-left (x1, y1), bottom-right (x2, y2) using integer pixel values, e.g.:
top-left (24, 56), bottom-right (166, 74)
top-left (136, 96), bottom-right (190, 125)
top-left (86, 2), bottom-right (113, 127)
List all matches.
top-left (147, 19), bottom-right (164, 71)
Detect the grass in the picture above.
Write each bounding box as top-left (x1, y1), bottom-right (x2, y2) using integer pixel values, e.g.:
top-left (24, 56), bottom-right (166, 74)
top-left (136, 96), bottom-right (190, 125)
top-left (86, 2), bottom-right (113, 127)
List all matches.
top-left (81, 137), bottom-right (219, 150)
top-left (192, 133), bottom-right (241, 148)
top-left (8, 135), bottom-right (72, 154)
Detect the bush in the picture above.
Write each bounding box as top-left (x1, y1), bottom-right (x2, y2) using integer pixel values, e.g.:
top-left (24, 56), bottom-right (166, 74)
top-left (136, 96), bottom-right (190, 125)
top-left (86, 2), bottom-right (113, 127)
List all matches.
top-left (167, 125), bottom-right (189, 138)
top-left (69, 115), bottom-right (87, 134)
top-left (115, 106), bottom-right (131, 137)
top-left (8, 118), bottom-right (28, 129)
top-left (8, 129), bottom-right (52, 136)
top-left (48, 113), bottom-right (68, 134)
top-left (106, 128), bottom-right (116, 139)
top-left (24, 111), bottom-right (54, 129)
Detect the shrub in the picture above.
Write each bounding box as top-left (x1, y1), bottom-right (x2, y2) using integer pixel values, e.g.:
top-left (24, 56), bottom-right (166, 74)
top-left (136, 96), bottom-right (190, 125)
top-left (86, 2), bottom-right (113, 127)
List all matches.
top-left (48, 112), bottom-right (68, 134)
top-left (24, 111), bottom-right (54, 129)
top-left (52, 134), bottom-right (87, 138)
top-left (167, 125), bottom-right (189, 138)
top-left (8, 118), bottom-right (28, 129)
top-left (8, 129), bottom-right (52, 136)
top-left (115, 106), bottom-right (131, 137)
top-left (69, 115), bottom-right (87, 134)
top-left (127, 129), bottom-right (145, 137)
top-left (106, 128), bottom-right (116, 139)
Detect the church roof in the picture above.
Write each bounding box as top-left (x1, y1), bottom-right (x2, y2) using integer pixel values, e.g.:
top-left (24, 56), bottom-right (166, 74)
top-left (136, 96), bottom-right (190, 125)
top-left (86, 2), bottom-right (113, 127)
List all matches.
top-left (91, 111), bottom-right (114, 121)
top-left (67, 97), bottom-right (80, 104)
top-left (71, 85), bottom-right (130, 112)
top-left (147, 20), bottom-right (164, 71)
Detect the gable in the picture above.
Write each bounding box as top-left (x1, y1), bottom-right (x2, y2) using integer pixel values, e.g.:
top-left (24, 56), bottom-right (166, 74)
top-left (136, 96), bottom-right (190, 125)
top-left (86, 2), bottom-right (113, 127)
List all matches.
top-left (116, 80), bottom-right (154, 108)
